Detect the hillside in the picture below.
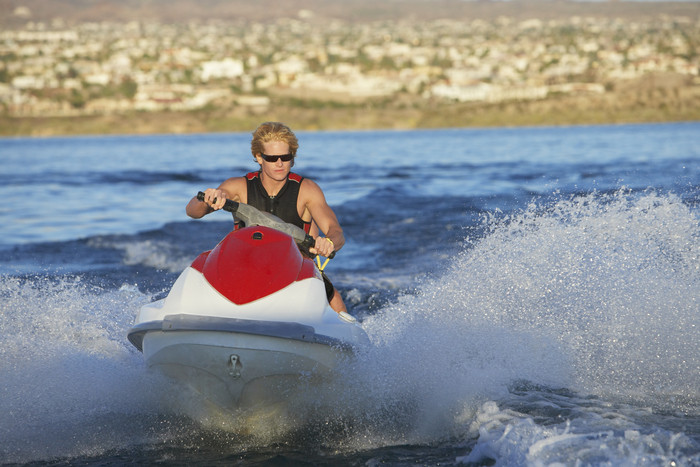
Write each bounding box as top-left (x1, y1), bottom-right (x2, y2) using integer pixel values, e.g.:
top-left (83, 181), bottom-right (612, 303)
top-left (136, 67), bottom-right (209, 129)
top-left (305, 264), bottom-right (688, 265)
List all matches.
top-left (2, 0), bottom-right (699, 26)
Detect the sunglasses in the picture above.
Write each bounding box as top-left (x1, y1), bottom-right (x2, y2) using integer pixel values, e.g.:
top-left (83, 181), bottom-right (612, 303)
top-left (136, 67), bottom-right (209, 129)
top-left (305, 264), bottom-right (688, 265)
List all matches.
top-left (260, 153), bottom-right (294, 163)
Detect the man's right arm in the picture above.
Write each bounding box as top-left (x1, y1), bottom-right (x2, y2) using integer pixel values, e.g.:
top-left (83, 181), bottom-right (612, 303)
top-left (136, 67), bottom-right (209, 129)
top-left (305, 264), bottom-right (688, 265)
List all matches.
top-left (185, 178), bottom-right (245, 219)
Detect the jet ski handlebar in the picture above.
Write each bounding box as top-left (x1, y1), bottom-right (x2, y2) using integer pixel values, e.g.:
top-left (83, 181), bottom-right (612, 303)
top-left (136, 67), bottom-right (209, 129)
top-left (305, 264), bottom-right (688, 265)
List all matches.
top-left (196, 191), bottom-right (241, 213)
top-left (196, 191), bottom-right (334, 259)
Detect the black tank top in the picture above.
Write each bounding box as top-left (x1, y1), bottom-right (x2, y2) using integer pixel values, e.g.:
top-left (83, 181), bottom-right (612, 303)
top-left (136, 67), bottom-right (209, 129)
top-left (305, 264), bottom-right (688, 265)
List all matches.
top-left (242, 171), bottom-right (311, 233)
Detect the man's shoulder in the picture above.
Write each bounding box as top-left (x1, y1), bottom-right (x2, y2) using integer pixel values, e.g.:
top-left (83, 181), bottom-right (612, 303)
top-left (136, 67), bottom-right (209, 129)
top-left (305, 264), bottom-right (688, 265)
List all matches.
top-left (298, 176), bottom-right (324, 200)
top-left (218, 176), bottom-right (248, 203)
top-left (219, 176), bottom-right (248, 192)
top-left (220, 175), bottom-right (248, 185)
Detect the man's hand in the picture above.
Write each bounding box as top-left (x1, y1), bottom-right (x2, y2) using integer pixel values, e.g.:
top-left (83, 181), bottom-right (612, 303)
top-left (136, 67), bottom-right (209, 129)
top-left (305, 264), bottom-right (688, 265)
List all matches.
top-left (310, 236), bottom-right (335, 257)
top-left (201, 188), bottom-right (228, 211)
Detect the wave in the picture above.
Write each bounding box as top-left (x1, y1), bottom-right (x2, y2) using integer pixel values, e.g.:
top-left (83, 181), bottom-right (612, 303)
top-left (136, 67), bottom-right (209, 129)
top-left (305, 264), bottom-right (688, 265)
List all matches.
top-left (353, 189), bottom-right (698, 411)
top-left (86, 235), bottom-right (195, 274)
top-left (0, 169), bottom-right (208, 187)
top-left (0, 277), bottom-right (172, 463)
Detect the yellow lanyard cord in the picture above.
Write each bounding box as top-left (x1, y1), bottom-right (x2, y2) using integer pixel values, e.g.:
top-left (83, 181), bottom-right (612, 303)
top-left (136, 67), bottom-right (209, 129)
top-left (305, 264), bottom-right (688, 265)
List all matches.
top-left (315, 255), bottom-right (331, 272)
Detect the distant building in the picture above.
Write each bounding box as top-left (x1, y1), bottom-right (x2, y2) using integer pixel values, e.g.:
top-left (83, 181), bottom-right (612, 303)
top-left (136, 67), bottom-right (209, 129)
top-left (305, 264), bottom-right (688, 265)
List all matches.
top-left (200, 58), bottom-right (244, 82)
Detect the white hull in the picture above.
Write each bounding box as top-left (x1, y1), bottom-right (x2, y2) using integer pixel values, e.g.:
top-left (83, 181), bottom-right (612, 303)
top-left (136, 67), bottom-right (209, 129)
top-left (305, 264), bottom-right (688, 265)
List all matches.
top-left (129, 267), bottom-right (368, 412)
top-left (138, 315), bottom-right (353, 410)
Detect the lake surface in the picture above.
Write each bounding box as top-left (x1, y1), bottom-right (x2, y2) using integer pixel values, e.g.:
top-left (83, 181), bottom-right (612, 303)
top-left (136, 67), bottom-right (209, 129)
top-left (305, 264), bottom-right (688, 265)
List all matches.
top-left (1, 123), bottom-right (698, 465)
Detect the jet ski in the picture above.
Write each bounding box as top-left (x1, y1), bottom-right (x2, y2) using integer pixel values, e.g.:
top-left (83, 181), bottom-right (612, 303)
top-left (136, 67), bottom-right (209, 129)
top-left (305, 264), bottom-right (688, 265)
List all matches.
top-left (128, 192), bottom-right (369, 412)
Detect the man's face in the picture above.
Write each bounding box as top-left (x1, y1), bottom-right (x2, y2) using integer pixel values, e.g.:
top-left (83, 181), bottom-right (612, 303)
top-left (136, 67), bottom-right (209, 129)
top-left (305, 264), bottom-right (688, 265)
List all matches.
top-left (256, 141), bottom-right (293, 182)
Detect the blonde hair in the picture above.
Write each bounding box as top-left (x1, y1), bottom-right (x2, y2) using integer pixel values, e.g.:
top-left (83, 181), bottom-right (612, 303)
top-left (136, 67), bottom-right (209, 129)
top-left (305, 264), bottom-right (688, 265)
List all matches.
top-left (250, 122), bottom-right (299, 158)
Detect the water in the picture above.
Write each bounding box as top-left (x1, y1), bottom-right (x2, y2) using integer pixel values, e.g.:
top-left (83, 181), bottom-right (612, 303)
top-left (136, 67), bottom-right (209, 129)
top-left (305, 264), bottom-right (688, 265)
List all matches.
top-left (1, 123), bottom-right (698, 466)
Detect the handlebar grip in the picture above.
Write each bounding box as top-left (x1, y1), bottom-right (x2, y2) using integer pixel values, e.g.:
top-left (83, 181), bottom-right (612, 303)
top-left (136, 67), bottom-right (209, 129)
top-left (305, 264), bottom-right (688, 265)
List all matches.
top-left (300, 235), bottom-right (336, 261)
top-left (301, 234), bottom-right (336, 259)
top-left (196, 191), bottom-right (238, 213)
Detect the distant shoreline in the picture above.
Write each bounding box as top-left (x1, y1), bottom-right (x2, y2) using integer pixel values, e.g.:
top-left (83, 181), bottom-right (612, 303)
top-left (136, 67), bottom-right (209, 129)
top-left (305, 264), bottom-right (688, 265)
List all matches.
top-left (3, 94), bottom-right (699, 137)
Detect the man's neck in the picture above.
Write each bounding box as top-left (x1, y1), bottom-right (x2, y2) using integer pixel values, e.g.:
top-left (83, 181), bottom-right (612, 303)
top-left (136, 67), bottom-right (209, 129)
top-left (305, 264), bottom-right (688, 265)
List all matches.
top-left (260, 172), bottom-right (288, 197)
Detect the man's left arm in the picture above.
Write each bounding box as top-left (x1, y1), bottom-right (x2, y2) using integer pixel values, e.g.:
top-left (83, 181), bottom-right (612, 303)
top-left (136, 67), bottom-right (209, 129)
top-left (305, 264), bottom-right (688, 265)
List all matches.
top-left (302, 180), bottom-right (345, 257)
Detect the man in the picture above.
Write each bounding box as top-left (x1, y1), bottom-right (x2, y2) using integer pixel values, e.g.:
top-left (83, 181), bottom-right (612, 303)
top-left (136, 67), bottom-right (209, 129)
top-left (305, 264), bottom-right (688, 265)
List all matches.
top-left (186, 121), bottom-right (347, 313)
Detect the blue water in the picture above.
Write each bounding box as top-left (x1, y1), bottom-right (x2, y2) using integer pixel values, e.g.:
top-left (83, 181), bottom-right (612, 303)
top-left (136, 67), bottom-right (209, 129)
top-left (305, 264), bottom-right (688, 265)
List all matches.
top-left (1, 123), bottom-right (699, 465)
